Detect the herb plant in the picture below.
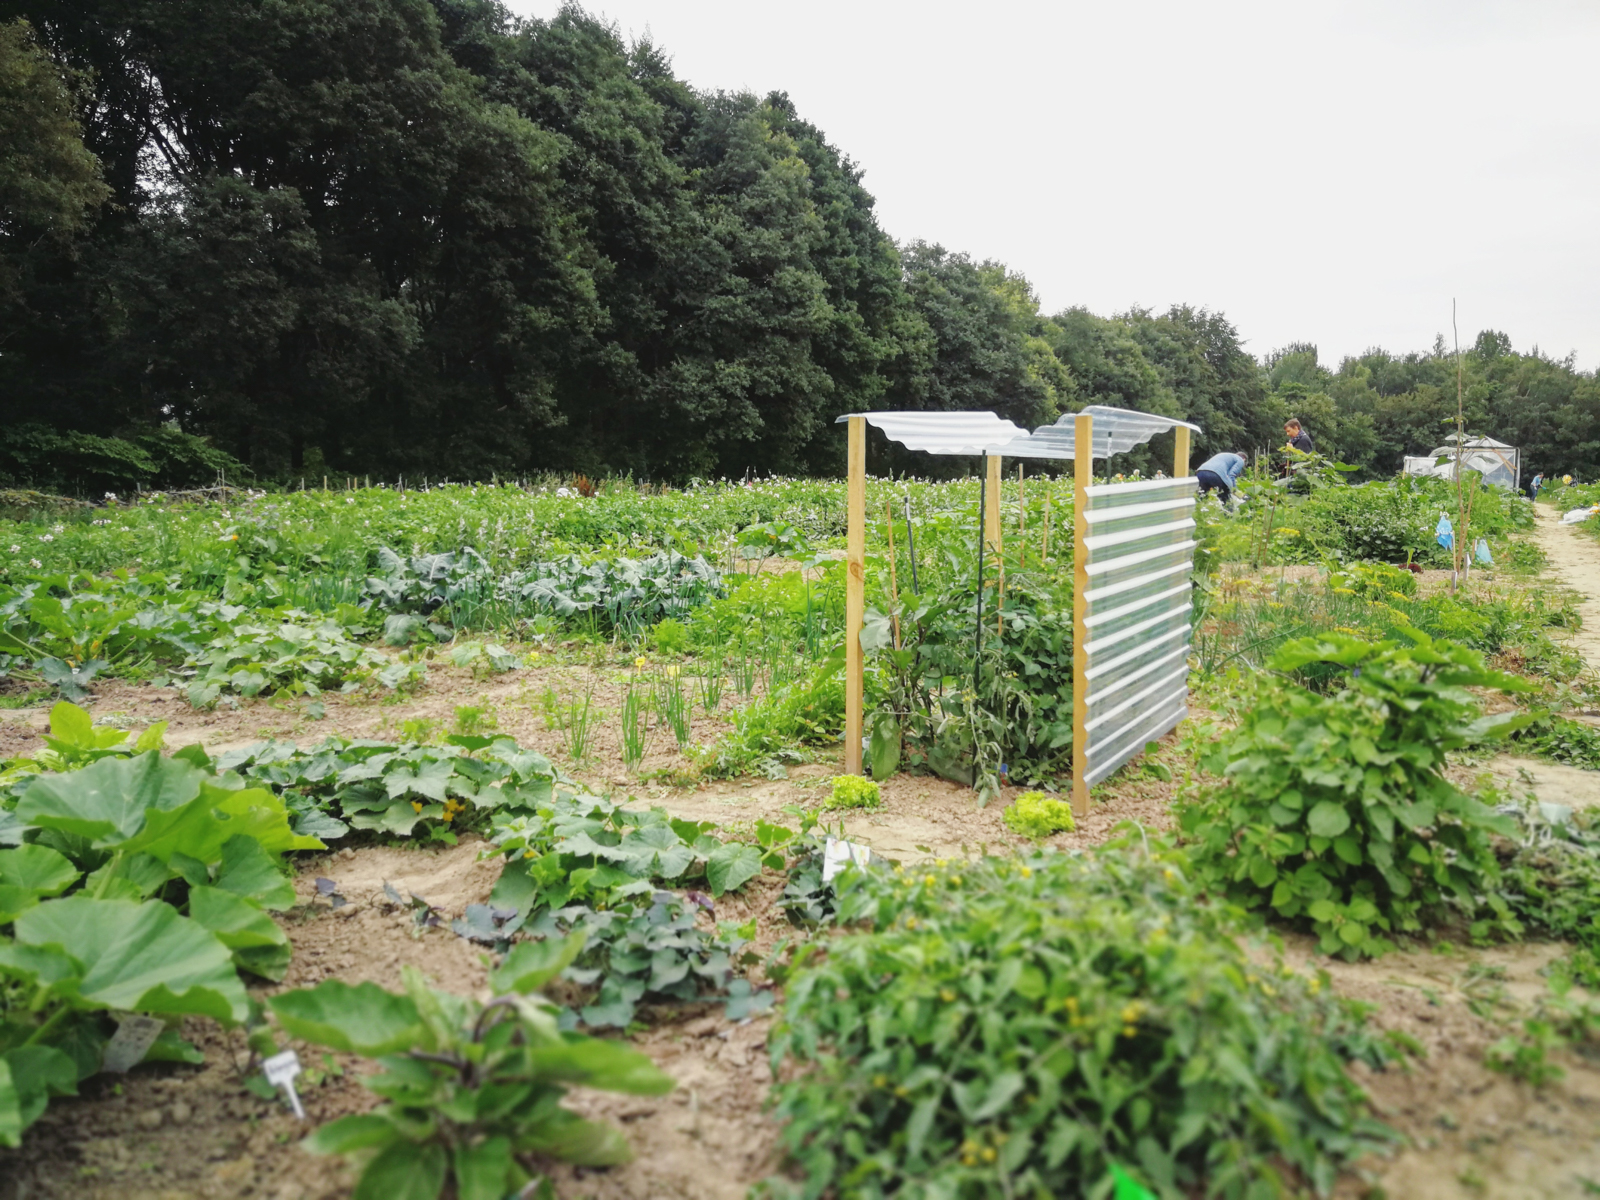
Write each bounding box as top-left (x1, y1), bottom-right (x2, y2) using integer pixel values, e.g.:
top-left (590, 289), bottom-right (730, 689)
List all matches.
top-left (1178, 632), bottom-right (1531, 957)
top-left (768, 842), bottom-right (1401, 1198)
top-left (275, 938), bottom-right (674, 1200)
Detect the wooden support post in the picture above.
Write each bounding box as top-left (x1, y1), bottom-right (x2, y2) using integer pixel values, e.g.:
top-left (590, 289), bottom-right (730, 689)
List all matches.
top-left (845, 417), bottom-right (866, 776)
top-left (984, 454), bottom-right (1002, 559)
top-left (1174, 425), bottom-right (1191, 479)
top-left (1072, 413), bottom-right (1094, 815)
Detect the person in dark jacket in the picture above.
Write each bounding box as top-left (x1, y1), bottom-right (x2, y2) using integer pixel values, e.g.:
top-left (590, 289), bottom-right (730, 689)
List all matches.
top-left (1284, 418), bottom-right (1314, 454)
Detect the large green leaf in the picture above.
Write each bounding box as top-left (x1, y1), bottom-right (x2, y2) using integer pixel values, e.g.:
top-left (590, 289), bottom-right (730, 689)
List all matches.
top-left (13, 896), bottom-right (248, 1024)
top-left (304, 1113), bottom-right (402, 1156)
top-left (122, 781), bottom-right (323, 865)
top-left (489, 932), bottom-right (585, 995)
top-left (1306, 801), bottom-right (1351, 839)
top-left (211, 835), bottom-right (296, 910)
top-left (1, 1046), bottom-right (77, 1134)
top-left (454, 1136), bottom-right (513, 1200)
top-left (351, 1138), bottom-right (447, 1200)
top-left (706, 842), bottom-right (762, 897)
top-left (525, 1038), bottom-right (675, 1095)
top-left (188, 886), bottom-right (292, 981)
top-left (15, 752), bottom-right (204, 846)
top-left (0, 845), bottom-right (79, 897)
top-left (0, 1061), bottom-right (20, 1149)
top-left (269, 981), bottom-right (425, 1055)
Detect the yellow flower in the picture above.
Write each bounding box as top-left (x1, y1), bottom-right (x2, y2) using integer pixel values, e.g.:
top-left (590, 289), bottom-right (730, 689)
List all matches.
top-left (939, 988), bottom-right (956, 1003)
top-left (1122, 1025), bottom-right (1137, 1038)
top-left (894, 1085), bottom-right (909, 1098)
top-left (981, 1147), bottom-right (997, 1163)
top-left (872, 1074), bottom-right (887, 1088)
top-left (905, 917), bottom-right (918, 930)
top-left (923, 874), bottom-right (936, 886)
top-left (949, 876), bottom-right (962, 887)
top-left (1019, 866), bottom-right (1032, 879)
top-left (961, 1139), bottom-right (979, 1155)
top-left (411, 801), bottom-right (423, 813)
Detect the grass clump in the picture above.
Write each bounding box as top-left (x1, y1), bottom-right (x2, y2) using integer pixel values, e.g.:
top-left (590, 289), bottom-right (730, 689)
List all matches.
top-left (1002, 789), bottom-right (1074, 838)
top-left (767, 842), bottom-right (1405, 1198)
top-left (825, 775), bottom-right (880, 810)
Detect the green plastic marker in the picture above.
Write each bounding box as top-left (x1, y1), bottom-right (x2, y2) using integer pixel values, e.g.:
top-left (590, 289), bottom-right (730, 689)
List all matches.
top-left (1111, 1164), bottom-right (1157, 1200)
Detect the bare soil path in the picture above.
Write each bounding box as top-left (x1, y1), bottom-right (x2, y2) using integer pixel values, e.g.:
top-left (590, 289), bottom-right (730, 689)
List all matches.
top-left (1533, 501), bottom-right (1600, 671)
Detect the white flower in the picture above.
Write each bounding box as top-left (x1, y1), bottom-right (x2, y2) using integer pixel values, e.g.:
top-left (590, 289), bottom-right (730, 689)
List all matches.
top-left (556, 487), bottom-right (572, 498)
top-left (104, 491), bottom-right (117, 501)
top-left (6, 546), bottom-right (15, 553)
top-left (345, 497), bottom-right (355, 505)
top-left (29, 559), bottom-right (41, 568)
top-left (51, 524), bottom-right (64, 533)
top-left (38, 534), bottom-right (53, 543)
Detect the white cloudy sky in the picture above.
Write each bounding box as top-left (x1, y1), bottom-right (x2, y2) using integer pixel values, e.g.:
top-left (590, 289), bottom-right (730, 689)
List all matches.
top-left (511, 1), bottom-right (1600, 369)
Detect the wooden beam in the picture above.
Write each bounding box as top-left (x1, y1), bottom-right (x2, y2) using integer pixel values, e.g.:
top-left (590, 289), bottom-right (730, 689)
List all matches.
top-left (1174, 425), bottom-right (1191, 478)
top-left (984, 454), bottom-right (1002, 558)
top-left (845, 416), bottom-right (866, 776)
top-left (1072, 413), bottom-right (1093, 815)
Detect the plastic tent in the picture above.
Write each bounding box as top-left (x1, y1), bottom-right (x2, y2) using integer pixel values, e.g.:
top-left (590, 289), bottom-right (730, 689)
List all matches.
top-left (1403, 437), bottom-right (1520, 490)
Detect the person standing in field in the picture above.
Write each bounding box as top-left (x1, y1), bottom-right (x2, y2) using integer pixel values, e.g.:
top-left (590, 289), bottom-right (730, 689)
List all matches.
top-left (1196, 451), bottom-right (1246, 508)
top-left (1284, 418), bottom-right (1314, 454)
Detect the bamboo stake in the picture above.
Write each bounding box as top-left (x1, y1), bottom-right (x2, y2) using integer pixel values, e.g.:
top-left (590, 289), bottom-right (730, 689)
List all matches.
top-left (1017, 463), bottom-right (1026, 568)
top-left (1042, 488), bottom-right (1051, 562)
top-left (1452, 299), bottom-right (1466, 593)
top-left (885, 499), bottom-right (901, 650)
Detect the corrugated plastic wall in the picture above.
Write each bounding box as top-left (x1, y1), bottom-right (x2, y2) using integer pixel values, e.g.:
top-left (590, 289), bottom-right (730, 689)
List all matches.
top-left (1079, 476), bottom-right (1199, 786)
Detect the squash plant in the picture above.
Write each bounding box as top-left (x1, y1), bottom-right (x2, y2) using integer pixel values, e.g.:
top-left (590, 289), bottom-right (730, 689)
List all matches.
top-left (0, 710), bottom-right (321, 1146)
top-left (1179, 631), bottom-right (1533, 957)
top-left (276, 935), bottom-right (674, 1200)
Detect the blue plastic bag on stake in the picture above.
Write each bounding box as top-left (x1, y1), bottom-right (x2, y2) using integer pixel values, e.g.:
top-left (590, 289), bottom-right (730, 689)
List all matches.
top-left (1435, 514), bottom-right (1454, 551)
top-left (1475, 537), bottom-right (1493, 564)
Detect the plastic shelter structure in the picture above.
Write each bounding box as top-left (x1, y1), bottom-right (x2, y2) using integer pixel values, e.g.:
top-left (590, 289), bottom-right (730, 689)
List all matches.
top-left (1403, 437), bottom-right (1520, 490)
top-left (834, 405), bottom-right (1203, 813)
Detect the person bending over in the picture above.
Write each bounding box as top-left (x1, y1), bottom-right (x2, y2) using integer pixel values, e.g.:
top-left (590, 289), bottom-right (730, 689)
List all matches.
top-left (1196, 451), bottom-right (1246, 507)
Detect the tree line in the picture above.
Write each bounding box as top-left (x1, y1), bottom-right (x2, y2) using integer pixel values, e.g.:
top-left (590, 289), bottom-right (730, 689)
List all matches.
top-left (2, 1), bottom-right (1594, 493)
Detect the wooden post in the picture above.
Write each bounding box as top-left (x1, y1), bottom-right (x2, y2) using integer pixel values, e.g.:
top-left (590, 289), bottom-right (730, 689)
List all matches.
top-left (984, 454), bottom-right (1002, 559)
top-left (1072, 413), bottom-right (1094, 815)
top-left (845, 417), bottom-right (866, 775)
top-left (1174, 425), bottom-right (1191, 478)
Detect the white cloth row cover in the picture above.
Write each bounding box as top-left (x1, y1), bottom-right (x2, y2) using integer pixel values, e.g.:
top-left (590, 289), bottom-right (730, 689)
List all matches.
top-left (835, 405), bottom-right (1202, 459)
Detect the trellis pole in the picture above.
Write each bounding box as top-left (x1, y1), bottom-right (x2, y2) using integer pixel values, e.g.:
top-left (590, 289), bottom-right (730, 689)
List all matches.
top-left (844, 416), bottom-right (866, 775)
top-left (1174, 425), bottom-right (1191, 479)
top-left (1071, 413), bottom-right (1093, 814)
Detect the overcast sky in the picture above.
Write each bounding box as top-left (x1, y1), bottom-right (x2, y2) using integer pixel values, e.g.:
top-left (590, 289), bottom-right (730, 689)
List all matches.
top-left (511, 1), bottom-right (1600, 370)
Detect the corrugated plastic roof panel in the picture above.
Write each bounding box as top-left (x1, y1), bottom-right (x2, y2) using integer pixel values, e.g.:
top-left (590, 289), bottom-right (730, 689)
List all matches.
top-left (834, 412), bottom-right (1031, 456)
top-left (837, 405), bottom-right (1201, 460)
top-left (995, 405), bottom-right (1204, 460)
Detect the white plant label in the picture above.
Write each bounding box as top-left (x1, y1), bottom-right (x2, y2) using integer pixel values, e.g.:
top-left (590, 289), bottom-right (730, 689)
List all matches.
top-left (101, 1013), bottom-right (166, 1073)
top-left (262, 1049), bottom-right (306, 1119)
top-left (821, 837), bottom-right (872, 884)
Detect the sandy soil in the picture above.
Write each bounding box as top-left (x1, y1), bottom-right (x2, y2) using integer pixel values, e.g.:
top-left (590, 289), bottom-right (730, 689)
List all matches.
top-left (1535, 502), bottom-right (1600, 670)
top-left (5, 536), bottom-right (1600, 1199)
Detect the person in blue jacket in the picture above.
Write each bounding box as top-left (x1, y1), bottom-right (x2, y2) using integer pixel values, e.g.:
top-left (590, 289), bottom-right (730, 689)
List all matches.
top-left (1196, 451), bottom-right (1246, 507)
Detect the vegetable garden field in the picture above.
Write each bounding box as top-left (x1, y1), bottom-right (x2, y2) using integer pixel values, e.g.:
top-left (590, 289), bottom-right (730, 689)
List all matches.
top-left (0, 466), bottom-right (1598, 1200)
